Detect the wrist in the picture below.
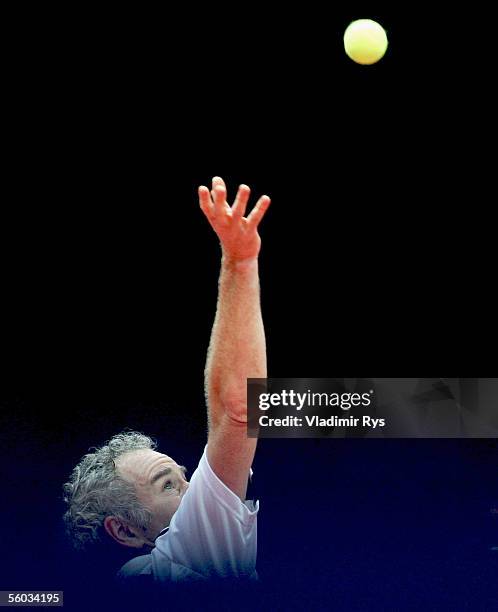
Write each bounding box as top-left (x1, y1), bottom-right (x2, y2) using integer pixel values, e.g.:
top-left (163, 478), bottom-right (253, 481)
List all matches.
top-left (221, 253), bottom-right (259, 271)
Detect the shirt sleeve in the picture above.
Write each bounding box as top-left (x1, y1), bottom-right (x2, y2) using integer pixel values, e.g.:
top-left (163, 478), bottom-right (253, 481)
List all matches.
top-left (151, 445), bottom-right (259, 580)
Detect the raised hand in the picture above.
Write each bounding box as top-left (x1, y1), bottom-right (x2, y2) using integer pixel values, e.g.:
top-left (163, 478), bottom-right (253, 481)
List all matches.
top-left (198, 176), bottom-right (271, 261)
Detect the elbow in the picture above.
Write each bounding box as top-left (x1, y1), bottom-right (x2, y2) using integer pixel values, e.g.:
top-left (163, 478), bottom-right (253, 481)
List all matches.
top-left (223, 399), bottom-right (248, 424)
top-left (213, 395), bottom-right (248, 424)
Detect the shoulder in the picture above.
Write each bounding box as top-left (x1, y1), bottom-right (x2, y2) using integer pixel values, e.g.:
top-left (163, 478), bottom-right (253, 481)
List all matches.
top-left (117, 554), bottom-right (152, 579)
top-left (185, 445), bottom-right (259, 523)
top-left (148, 446), bottom-right (259, 581)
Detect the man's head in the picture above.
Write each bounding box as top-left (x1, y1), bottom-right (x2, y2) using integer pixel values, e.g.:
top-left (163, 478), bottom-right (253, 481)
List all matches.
top-left (63, 431), bottom-right (189, 552)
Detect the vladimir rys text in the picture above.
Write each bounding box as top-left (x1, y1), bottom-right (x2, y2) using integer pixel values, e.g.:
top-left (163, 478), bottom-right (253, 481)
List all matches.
top-left (259, 414), bottom-right (386, 428)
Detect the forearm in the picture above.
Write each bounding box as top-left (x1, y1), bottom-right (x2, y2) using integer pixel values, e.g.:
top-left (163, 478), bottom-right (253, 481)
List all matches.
top-left (205, 254), bottom-right (266, 428)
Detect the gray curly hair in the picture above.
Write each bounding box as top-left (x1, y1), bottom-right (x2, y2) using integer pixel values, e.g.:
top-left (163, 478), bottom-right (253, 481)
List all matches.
top-left (63, 431), bottom-right (157, 551)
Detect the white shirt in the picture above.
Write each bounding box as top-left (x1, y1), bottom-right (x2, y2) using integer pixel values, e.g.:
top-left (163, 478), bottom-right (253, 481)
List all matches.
top-left (118, 445), bottom-right (259, 582)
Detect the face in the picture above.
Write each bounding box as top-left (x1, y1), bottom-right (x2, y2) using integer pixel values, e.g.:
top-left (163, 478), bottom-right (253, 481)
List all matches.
top-left (115, 449), bottom-right (189, 543)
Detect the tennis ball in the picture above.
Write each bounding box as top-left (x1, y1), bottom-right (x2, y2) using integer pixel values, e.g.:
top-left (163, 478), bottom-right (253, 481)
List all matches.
top-left (344, 19), bottom-right (388, 65)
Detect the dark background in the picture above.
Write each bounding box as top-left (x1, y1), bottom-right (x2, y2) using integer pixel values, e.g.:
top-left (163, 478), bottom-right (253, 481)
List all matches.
top-left (1, 3), bottom-right (497, 610)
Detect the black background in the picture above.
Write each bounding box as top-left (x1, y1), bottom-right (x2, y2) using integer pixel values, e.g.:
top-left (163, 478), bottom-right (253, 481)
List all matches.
top-left (1, 3), bottom-right (497, 610)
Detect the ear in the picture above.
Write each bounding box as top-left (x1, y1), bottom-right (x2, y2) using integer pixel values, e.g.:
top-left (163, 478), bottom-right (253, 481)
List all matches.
top-left (103, 516), bottom-right (155, 549)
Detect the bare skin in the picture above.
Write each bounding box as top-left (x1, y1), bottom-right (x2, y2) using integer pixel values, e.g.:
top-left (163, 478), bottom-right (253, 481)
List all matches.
top-left (199, 177), bottom-right (270, 500)
top-left (104, 176), bottom-right (270, 548)
top-left (104, 450), bottom-right (189, 548)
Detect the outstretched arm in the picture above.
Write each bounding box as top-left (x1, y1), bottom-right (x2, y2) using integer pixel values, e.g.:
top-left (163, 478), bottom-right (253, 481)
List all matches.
top-left (199, 176), bottom-right (270, 501)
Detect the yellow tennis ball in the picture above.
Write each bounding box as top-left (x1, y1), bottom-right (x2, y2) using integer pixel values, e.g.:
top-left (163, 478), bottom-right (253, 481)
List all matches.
top-left (344, 19), bottom-right (388, 65)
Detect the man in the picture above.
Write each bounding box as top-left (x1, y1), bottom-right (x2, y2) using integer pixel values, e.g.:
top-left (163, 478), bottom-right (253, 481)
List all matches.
top-left (63, 177), bottom-right (271, 583)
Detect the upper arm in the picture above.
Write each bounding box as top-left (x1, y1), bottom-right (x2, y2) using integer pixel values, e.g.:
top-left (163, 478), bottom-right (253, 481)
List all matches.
top-left (206, 413), bottom-right (257, 501)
